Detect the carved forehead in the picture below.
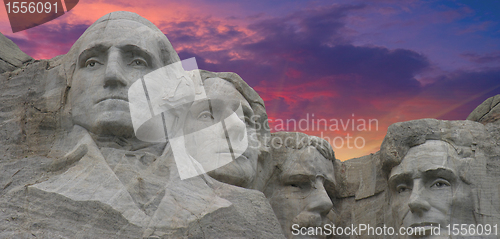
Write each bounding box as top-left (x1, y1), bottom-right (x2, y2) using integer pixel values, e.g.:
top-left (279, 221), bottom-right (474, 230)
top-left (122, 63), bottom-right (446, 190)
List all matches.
top-left (78, 20), bottom-right (163, 55)
top-left (204, 77), bottom-right (252, 111)
top-left (389, 140), bottom-right (459, 179)
top-left (280, 146), bottom-right (335, 182)
top-left (63, 11), bottom-right (180, 86)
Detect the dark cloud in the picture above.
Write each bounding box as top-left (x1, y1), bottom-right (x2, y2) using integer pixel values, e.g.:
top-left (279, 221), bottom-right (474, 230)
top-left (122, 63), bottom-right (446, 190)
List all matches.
top-left (7, 23), bottom-right (88, 58)
top-left (461, 52), bottom-right (500, 64)
top-left (192, 5), bottom-right (429, 103)
top-left (423, 68), bottom-right (500, 119)
top-left (246, 4), bottom-right (365, 48)
top-left (168, 4), bottom-right (435, 124)
top-left (426, 69), bottom-right (500, 97)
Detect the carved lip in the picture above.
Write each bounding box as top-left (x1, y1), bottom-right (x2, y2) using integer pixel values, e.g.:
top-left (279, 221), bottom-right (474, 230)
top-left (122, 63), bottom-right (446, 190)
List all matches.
top-left (96, 96), bottom-right (129, 103)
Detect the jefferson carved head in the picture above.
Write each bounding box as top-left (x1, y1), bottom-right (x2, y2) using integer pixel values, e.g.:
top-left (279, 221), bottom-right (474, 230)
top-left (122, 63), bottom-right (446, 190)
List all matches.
top-left (180, 71), bottom-right (270, 188)
top-left (61, 11), bottom-right (179, 138)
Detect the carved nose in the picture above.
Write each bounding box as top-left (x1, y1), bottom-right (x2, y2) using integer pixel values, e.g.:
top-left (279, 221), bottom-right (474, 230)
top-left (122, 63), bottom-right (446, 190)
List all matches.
top-left (104, 53), bottom-right (127, 89)
top-left (224, 113), bottom-right (246, 142)
top-left (408, 183), bottom-right (431, 214)
top-left (307, 178), bottom-right (333, 216)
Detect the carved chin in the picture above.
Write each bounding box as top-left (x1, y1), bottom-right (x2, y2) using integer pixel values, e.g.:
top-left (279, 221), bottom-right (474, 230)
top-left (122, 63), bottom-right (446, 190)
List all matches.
top-left (89, 113), bottom-right (135, 138)
top-left (94, 120), bottom-right (135, 138)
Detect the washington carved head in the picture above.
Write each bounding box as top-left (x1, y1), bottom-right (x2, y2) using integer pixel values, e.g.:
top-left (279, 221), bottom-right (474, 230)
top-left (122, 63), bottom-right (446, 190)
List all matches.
top-left (61, 11), bottom-right (179, 138)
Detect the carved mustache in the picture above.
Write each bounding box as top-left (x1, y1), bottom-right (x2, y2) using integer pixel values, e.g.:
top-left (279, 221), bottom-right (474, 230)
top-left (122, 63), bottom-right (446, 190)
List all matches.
top-left (292, 211), bottom-right (324, 228)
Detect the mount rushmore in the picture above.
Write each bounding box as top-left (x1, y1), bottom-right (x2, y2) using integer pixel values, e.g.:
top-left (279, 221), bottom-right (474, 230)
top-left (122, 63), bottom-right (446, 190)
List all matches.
top-left (1, 11), bottom-right (499, 239)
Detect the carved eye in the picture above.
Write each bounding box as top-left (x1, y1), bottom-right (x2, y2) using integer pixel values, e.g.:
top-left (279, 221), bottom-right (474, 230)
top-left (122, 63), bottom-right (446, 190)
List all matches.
top-left (286, 183), bottom-right (303, 191)
top-left (396, 185), bottom-right (410, 194)
top-left (286, 181), bottom-right (311, 191)
top-left (85, 59), bottom-right (101, 68)
top-left (431, 179), bottom-right (450, 188)
top-left (130, 59), bottom-right (148, 67)
top-left (197, 111), bottom-right (214, 121)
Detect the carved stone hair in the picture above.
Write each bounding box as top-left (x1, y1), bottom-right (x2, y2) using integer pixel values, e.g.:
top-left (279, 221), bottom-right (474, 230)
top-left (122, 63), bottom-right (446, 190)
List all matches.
top-left (269, 131), bottom-right (335, 162)
top-left (379, 118), bottom-right (495, 184)
top-left (60, 11), bottom-right (180, 90)
top-left (199, 70), bottom-right (270, 150)
top-left (259, 131), bottom-right (338, 194)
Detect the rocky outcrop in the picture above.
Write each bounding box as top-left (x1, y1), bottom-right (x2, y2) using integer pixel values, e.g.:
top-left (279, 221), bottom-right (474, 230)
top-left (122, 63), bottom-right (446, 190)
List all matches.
top-left (0, 32), bottom-right (33, 73)
top-left (468, 94), bottom-right (500, 124)
top-left (2, 10), bottom-right (500, 239)
top-left (331, 119), bottom-right (500, 238)
top-left (0, 12), bottom-right (285, 238)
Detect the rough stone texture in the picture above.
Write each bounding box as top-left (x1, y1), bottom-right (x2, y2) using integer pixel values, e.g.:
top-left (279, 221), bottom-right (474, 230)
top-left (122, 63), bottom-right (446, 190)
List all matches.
top-left (199, 70), bottom-right (272, 191)
top-left (330, 152), bottom-right (388, 239)
top-left (467, 94), bottom-right (500, 124)
top-left (264, 132), bottom-right (336, 238)
top-left (0, 56), bottom-right (65, 160)
top-left (331, 119), bottom-right (500, 238)
top-left (381, 119), bottom-right (500, 235)
top-left (0, 32), bottom-right (33, 73)
top-left (2, 10), bottom-right (500, 239)
top-left (0, 12), bottom-right (285, 239)
top-left (0, 147), bottom-right (284, 238)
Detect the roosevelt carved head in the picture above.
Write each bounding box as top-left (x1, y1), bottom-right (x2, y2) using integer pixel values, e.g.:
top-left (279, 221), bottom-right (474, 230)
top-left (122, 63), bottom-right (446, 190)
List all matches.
top-left (263, 132), bottom-right (336, 238)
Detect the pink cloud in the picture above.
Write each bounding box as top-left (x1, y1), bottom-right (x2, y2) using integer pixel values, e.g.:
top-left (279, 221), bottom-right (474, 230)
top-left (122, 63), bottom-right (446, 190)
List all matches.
top-left (254, 80), bottom-right (338, 104)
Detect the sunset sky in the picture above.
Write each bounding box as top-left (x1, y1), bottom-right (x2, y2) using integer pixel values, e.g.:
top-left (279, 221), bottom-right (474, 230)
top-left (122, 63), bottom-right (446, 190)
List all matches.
top-left (1, 0), bottom-right (499, 160)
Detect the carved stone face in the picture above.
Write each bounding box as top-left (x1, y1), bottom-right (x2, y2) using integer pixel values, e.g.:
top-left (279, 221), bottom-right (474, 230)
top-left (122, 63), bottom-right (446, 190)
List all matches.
top-left (183, 77), bottom-right (259, 188)
top-left (389, 140), bottom-right (475, 237)
top-left (265, 147), bottom-right (334, 238)
top-left (68, 19), bottom-right (166, 138)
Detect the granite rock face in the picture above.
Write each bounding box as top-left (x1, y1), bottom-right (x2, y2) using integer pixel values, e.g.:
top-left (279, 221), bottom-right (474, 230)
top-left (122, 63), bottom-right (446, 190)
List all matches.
top-left (380, 119), bottom-right (500, 231)
top-left (468, 94), bottom-right (500, 124)
top-left (1, 10), bottom-right (500, 239)
top-left (331, 119), bottom-right (500, 238)
top-left (0, 32), bottom-right (33, 73)
top-left (263, 132), bottom-right (337, 238)
top-left (0, 12), bottom-right (284, 239)
top-left (331, 152), bottom-right (388, 235)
